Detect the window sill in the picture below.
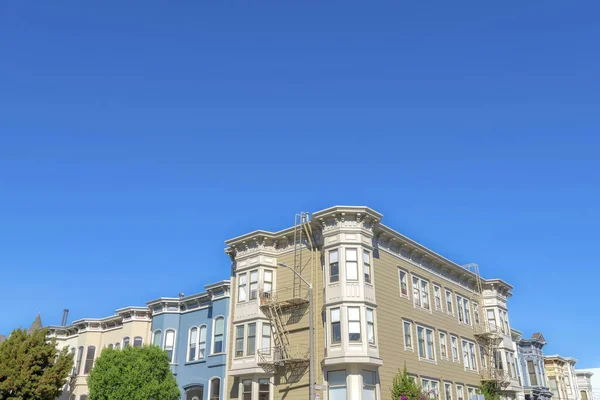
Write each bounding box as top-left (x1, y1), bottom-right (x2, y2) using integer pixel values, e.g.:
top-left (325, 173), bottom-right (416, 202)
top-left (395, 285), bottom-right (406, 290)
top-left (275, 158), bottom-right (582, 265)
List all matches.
top-left (185, 359), bottom-right (207, 366)
top-left (210, 353), bottom-right (225, 357)
top-left (418, 358), bottom-right (437, 365)
top-left (404, 347), bottom-right (414, 353)
top-left (413, 304), bottom-right (432, 313)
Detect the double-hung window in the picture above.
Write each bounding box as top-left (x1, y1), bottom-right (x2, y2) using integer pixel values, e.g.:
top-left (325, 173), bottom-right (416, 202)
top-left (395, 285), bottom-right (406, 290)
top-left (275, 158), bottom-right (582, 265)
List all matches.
top-left (249, 270), bottom-right (258, 300)
top-left (235, 325), bottom-right (244, 357)
top-left (469, 343), bottom-right (477, 371)
top-left (502, 310), bottom-right (510, 334)
top-left (451, 335), bottom-right (459, 363)
top-left (258, 379), bottom-right (270, 400)
top-left (527, 360), bottom-right (538, 386)
top-left (480, 345), bottom-right (487, 368)
top-left (189, 327), bottom-right (198, 361)
top-left (331, 308), bottom-right (341, 344)
top-left (487, 309), bottom-right (497, 331)
top-left (213, 317), bottom-right (224, 353)
top-left (422, 379), bottom-right (439, 399)
top-left (133, 337), bottom-right (142, 347)
top-left (261, 324), bottom-right (271, 353)
top-left (445, 290), bottom-right (454, 314)
top-left (263, 270), bottom-right (273, 295)
top-left (363, 250), bottom-right (372, 283)
top-left (153, 330), bottom-right (162, 348)
top-left (366, 308), bottom-right (375, 344)
top-left (473, 303), bottom-right (480, 325)
top-left (83, 346), bottom-right (95, 374)
top-left (457, 385), bottom-right (464, 400)
top-left (238, 273), bottom-right (247, 302)
top-left (328, 371), bottom-right (347, 400)
top-left (123, 337), bottom-right (130, 348)
top-left (399, 269), bottom-right (409, 298)
top-left (457, 295), bottom-right (464, 322)
top-left (348, 307), bottom-right (361, 342)
top-left (462, 340), bottom-right (477, 371)
top-left (346, 249), bottom-right (358, 281)
top-left (329, 250), bottom-right (339, 283)
top-left (434, 285), bottom-right (442, 311)
top-left (242, 379), bottom-right (253, 400)
top-left (247, 323), bottom-right (256, 355)
top-left (211, 378), bottom-right (221, 400)
top-left (403, 321), bottom-right (413, 350)
top-left (444, 382), bottom-right (452, 400)
top-left (165, 330), bottom-right (175, 363)
top-left (413, 276), bottom-right (430, 310)
top-left (199, 326), bottom-right (207, 359)
top-left (468, 388), bottom-right (475, 400)
top-left (439, 332), bottom-right (448, 359)
top-left (362, 371), bottom-right (376, 400)
top-left (417, 326), bottom-right (435, 361)
top-left (76, 346), bottom-right (84, 375)
top-left (463, 298), bottom-right (471, 325)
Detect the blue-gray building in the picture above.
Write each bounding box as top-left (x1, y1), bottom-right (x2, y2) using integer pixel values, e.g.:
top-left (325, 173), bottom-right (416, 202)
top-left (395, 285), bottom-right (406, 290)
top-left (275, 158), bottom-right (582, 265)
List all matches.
top-left (147, 281), bottom-right (231, 400)
top-left (513, 330), bottom-right (553, 400)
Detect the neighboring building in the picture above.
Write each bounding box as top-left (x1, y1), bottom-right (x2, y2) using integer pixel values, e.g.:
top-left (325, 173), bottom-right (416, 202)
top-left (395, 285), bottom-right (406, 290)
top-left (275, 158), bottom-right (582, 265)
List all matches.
top-left (545, 355), bottom-right (581, 400)
top-left (575, 371), bottom-right (594, 400)
top-left (584, 369), bottom-right (600, 400)
top-left (147, 281), bottom-right (231, 400)
top-left (0, 334), bottom-right (6, 344)
top-left (224, 206), bottom-right (522, 400)
top-left (47, 306), bottom-right (153, 400)
top-left (513, 330), bottom-right (551, 400)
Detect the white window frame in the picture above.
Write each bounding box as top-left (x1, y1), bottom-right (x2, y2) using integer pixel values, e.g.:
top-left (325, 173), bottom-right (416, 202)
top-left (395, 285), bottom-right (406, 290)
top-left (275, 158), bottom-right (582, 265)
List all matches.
top-left (473, 302), bottom-right (480, 325)
top-left (451, 335), bottom-right (460, 363)
top-left (329, 249), bottom-right (339, 283)
top-left (456, 385), bottom-right (464, 400)
top-left (345, 248), bottom-right (359, 281)
top-left (261, 323), bottom-right (271, 354)
top-left (348, 307), bottom-right (361, 342)
top-left (212, 316), bottom-right (225, 355)
top-left (363, 250), bottom-right (372, 284)
top-left (439, 331), bottom-right (448, 360)
top-left (188, 326), bottom-right (198, 361)
top-left (403, 320), bottom-right (413, 351)
top-left (445, 289), bottom-right (454, 315)
top-left (152, 330), bottom-right (162, 348)
top-left (331, 308), bottom-right (341, 345)
top-left (398, 269), bottom-right (409, 299)
top-left (422, 379), bottom-right (439, 399)
top-left (467, 387), bottom-right (476, 400)
top-left (209, 376), bottom-right (221, 400)
top-left (366, 308), bottom-right (375, 345)
top-left (198, 325), bottom-right (207, 360)
top-left (235, 324), bottom-right (245, 358)
top-left (362, 370), bottom-right (377, 400)
top-left (247, 322), bottom-right (257, 356)
top-left (487, 309), bottom-right (497, 331)
top-left (461, 339), bottom-right (478, 371)
top-left (164, 329), bottom-right (176, 364)
top-left (238, 273), bottom-right (247, 303)
top-left (263, 269), bottom-right (273, 295)
top-left (416, 325), bottom-right (436, 362)
top-left (412, 275), bottom-right (431, 311)
top-left (444, 382), bottom-right (453, 400)
top-left (433, 285), bottom-right (442, 311)
top-left (249, 270), bottom-right (258, 301)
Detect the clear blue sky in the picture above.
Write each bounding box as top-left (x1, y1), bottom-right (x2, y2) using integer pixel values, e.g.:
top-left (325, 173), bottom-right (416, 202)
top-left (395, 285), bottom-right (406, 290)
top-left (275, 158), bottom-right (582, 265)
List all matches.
top-left (1, 2), bottom-right (598, 367)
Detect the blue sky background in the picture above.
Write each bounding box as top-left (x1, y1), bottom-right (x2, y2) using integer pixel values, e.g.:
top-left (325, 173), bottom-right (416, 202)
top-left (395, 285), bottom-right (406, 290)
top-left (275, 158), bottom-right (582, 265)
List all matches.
top-left (1, 2), bottom-right (598, 367)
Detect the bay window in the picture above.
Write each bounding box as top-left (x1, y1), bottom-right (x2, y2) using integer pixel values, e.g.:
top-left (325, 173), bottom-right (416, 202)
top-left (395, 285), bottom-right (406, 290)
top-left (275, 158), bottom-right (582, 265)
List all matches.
top-left (366, 308), bottom-right (375, 344)
top-left (258, 379), bottom-right (270, 400)
top-left (363, 250), bottom-right (372, 283)
top-left (247, 323), bottom-right (256, 355)
top-left (348, 307), bottom-right (361, 342)
top-left (329, 250), bottom-right (339, 283)
top-left (362, 371), bottom-right (376, 400)
top-left (235, 325), bottom-right (244, 357)
top-left (242, 380), bottom-right (252, 400)
top-left (331, 308), bottom-right (341, 344)
top-left (261, 324), bottom-right (271, 353)
top-left (165, 330), bottom-right (175, 363)
top-left (83, 346), bottom-right (95, 374)
top-left (238, 273), bottom-right (247, 303)
top-left (249, 270), bottom-right (258, 300)
top-left (346, 248), bottom-right (358, 281)
top-left (263, 270), bottom-right (273, 295)
top-left (328, 371), bottom-right (347, 400)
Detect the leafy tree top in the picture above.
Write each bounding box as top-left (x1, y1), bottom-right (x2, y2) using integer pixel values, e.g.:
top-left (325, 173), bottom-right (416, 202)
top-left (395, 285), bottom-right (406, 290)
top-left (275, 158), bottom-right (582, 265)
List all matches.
top-left (87, 345), bottom-right (180, 400)
top-left (0, 327), bottom-right (73, 400)
top-left (390, 365), bottom-right (433, 400)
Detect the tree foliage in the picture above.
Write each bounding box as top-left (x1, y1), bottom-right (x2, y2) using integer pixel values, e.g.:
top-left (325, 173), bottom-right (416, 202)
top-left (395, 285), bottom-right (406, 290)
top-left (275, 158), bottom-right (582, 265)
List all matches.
top-left (87, 345), bottom-right (180, 400)
top-left (0, 327), bottom-right (73, 400)
top-left (477, 381), bottom-right (501, 400)
top-left (391, 365), bottom-right (431, 400)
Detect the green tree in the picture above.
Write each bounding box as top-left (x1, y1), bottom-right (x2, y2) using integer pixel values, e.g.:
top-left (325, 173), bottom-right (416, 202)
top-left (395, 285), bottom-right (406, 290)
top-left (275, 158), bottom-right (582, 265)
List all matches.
top-left (0, 327), bottom-right (73, 400)
top-left (477, 381), bottom-right (500, 400)
top-left (87, 345), bottom-right (180, 400)
top-left (390, 365), bottom-right (430, 400)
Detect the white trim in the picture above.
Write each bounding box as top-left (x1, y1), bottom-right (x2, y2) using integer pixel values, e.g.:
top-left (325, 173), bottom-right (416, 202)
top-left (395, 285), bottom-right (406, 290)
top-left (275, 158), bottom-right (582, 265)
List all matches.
top-left (439, 331), bottom-right (449, 360)
top-left (187, 326), bottom-right (198, 362)
top-left (411, 273), bottom-right (432, 313)
top-left (402, 320), bottom-right (414, 352)
top-left (152, 329), bottom-right (162, 348)
top-left (208, 376), bottom-right (222, 400)
top-left (416, 324), bottom-right (436, 363)
top-left (164, 329), bottom-right (176, 364)
top-left (211, 315), bottom-right (225, 355)
top-left (198, 324), bottom-right (208, 360)
top-left (450, 335), bottom-right (460, 364)
top-left (398, 268), bottom-right (410, 300)
top-left (433, 284), bottom-right (443, 312)
top-left (445, 288), bottom-right (455, 316)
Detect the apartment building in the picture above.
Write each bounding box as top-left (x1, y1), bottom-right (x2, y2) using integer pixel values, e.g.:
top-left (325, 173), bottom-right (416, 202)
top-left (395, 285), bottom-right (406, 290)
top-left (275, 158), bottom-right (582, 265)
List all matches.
top-left (575, 371), bottom-right (594, 400)
top-left (545, 355), bottom-right (580, 400)
top-left (224, 206), bottom-right (522, 400)
top-left (47, 306), bottom-right (153, 400)
top-left (513, 331), bottom-right (551, 400)
top-left (147, 281), bottom-right (231, 400)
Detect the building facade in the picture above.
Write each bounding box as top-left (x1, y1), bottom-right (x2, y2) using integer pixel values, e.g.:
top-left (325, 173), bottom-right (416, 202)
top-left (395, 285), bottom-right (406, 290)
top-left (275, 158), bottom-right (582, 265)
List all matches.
top-left (47, 306), bottom-right (153, 400)
top-left (224, 206), bottom-right (522, 400)
top-left (575, 371), bottom-right (594, 400)
top-left (513, 331), bottom-right (551, 400)
top-left (545, 355), bottom-right (580, 400)
top-left (147, 281), bottom-right (231, 400)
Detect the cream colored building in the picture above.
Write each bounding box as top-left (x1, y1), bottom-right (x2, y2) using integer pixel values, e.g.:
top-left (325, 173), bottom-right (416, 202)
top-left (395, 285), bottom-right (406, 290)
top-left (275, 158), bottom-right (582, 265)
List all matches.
top-left (575, 371), bottom-right (594, 400)
top-left (224, 206), bottom-right (522, 400)
top-left (544, 355), bottom-right (580, 400)
top-left (47, 306), bottom-right (152, 400)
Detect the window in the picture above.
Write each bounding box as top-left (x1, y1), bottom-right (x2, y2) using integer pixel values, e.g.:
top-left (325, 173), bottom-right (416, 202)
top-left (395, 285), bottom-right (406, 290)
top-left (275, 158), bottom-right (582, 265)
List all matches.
top-left (261, 324), bottom-right (271, 353)
top-left (434, 285), bottom-right (442, 310)
top-left (242, 379), bottom-right (252, 400)
top-left (494, 350), bottom-right (503, 370)
top-left (83, 346), bottom-right (95, 374)
top-left (462, 340), bottom-right (477, 371)
top-left (153, 330), bottom-right (162, 348)
top-left (508, 352), bottom-right (517, 378)
top-left (457, 295), bottom-right (464, 322)
top-left (115, 343), bottom-right (120, 350)
top-left (457, 385), bottom-right (464, 400)
top-left (263, 270), bottom-right (273, 294)
top-left (76, 346), bottom-right (84, 375)
top-left (480, 345), bottom-right (487, 368)
top-left (133, 337), bottom-right (143, 347)
top-left (468, 388), bottom-right (475, 400)
top-left (439, 332), bottom-right (448, 359)
top-left (346, 248), bottom-right (358, 281)
top-left (107, 344), bottom-right (113, 350)
top-left (199, 326), bottom-right (207, 359)
top-left (249, 270), bottom-right (258, 300)
top-left (331, 308), bottom-right (341, 344)
top-left (422, 379), bottom-right (439, 399)
top-left (445, 290), bottom-right (454, 314)
top-left (582, 392), bottom-right (589, 400)
top-left (348, 307), bottom-right (361, 342)
top-left (417, 326), bottom-right (435, 361)
top-left (123, 337), bottom-right (130, 348)
top-left (366, 308), bottom-right (375, 344)
top-left (165, 330), bottom-right (175, 363)
top-left (463, 298), bottom-right (471, 325)
top-left (451, 336), bottom-right (459, 363)
top-left (238, 273), bottom-right (247, 302)
top-left (444, 382), bottom-right (452, 400)
top-left (413, 276), bottom-right (430, 310)
top-left (328, 371), bottom-right (347, 400)
top-left (235, 325), bottom-right (245, 357)
top-left (329, 250), bottom-right (339, 282)
top-left (213, 317), bottom-right (224, 353)
top-left (259, 379), bottom-right (270, 400)
top-left (362, 371), bottom-right (376, 400)
top-left (399, 269), bottom-right (409, 298)
top-left (403, 321), bottom-right (413, 350)
top-left (363, 250), bottom-right (372, 283)
top-left (247, 323), bottom-right (256, 355)
top-left (487, 309), bottom-right (497, 331)
top-left (502, 311), bottom-right (510, 334)
top-left (527, 360), bottom-right (538, 386)
top-left (189, 327), bottom-right (198, 361)
top-left (186, 386), bottom-right (204, 400)
top-left (210, 377), bottom-right (221, 400)
top-left (473, 303), bottom-right (480, 325)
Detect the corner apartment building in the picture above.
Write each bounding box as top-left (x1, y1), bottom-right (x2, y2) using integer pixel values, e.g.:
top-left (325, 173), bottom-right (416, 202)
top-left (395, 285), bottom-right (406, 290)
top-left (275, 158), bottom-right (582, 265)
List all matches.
top-left (47, 307), bottom-right (153, 400)
top-left (513, 331), bottom-right (551, 400)
top-left (544, 355), bottom-right (580, 400)
top-left (575, 371), bottom-right (594, 400)
top-left (147, 281), bottom-right (231, 400)
top-left (224, 206), bottom-right (522, 400)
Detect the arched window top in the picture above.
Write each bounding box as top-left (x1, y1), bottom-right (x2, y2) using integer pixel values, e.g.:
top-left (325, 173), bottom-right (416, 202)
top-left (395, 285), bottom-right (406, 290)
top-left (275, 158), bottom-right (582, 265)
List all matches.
top-left (165, 329), bottom-right (176, 363)
top-left (209, 377), bottom-right (221, 400)
top-left (123, 337), bottom-right (130, 347)
top-left (133, 337), bottom-right (143, 347)
top-left (186, 385), bottom-right (204, 400)
top-left (212, 316), bottom-right (225, 354)
top-left (153, 330), bottom-right (162, 348)
top-left (115, 342), bottom-right (121, 350)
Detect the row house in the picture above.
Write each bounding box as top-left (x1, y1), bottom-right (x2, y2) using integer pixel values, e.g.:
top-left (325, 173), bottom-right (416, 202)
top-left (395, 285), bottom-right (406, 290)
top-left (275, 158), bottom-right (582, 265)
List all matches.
top-left (545, 355), bottom-right (580, 400)
top-left (513, 331), bottom-right (552, 400)
top-left (224, 206), bottom-right (523, 400)
top-left (575, 371), bottom-right (594, 400)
